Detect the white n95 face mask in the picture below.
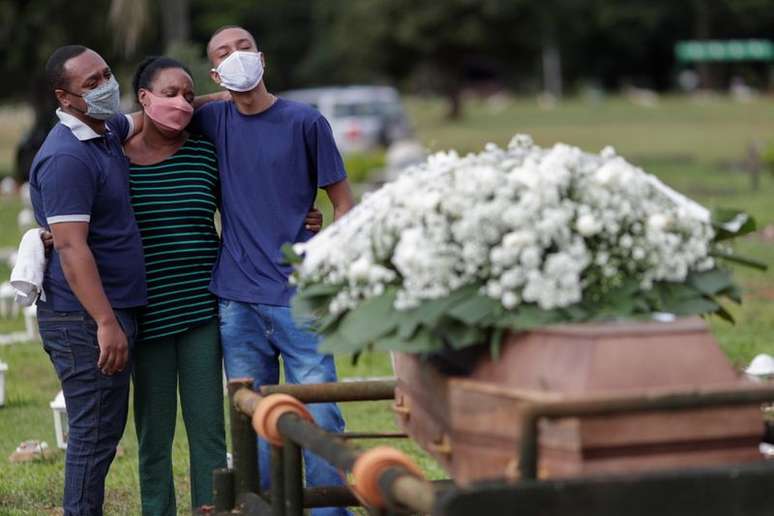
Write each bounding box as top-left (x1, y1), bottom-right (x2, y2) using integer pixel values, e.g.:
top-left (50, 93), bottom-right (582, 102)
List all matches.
top-left (213, 51), bottom-right (264, 92)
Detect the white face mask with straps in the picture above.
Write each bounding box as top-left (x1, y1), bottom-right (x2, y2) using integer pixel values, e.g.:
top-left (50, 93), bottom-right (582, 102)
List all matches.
top-left (213, 51), bottom-right (264, 92)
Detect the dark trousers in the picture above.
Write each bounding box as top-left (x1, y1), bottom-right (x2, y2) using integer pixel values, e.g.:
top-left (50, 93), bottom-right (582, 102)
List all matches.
top-left (133, 318), bottom-right (226, 515)
top-left (38, 307), bottom-right (137, 516)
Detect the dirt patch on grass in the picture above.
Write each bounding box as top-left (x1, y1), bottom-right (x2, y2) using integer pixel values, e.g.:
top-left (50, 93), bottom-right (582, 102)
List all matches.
top-left (749, 287), bottom-right (774, 301)
top-left (756, 224), bottom-right (774, 242)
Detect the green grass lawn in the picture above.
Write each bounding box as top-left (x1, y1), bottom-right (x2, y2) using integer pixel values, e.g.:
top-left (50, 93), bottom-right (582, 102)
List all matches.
top-left (407, 94), bottom-right (774, 163)
top-left (0, 335), bottom-right (429, 515)
top-left (0, 95), bottom-right (773, 514)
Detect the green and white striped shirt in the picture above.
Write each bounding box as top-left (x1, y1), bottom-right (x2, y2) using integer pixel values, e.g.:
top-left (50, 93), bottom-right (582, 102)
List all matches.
top-left (129, 136), bottom-right (220, 341)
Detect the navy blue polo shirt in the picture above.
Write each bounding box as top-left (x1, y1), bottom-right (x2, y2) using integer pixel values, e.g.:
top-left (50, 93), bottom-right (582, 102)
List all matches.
top-left (193, 98), bottom-right (347, 306)
top-left (29, 110), bottom-right (147, 312)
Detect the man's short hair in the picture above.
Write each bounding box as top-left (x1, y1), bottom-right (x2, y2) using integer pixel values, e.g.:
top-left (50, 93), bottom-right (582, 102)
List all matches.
top-left (206, 25), bottom-right (258, 55)
top-left (45, 45), bottom-right (89, 91)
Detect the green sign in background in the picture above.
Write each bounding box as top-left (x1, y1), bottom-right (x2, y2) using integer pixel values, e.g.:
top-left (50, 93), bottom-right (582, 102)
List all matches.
top-left (676, 40), bottom-right (774, 62)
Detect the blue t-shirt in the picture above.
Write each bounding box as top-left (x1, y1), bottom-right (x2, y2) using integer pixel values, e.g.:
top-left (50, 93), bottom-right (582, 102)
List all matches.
top-left (29, 113), bottom-right (147, 312)
top-left (193, 98), bottom-right (347, 306)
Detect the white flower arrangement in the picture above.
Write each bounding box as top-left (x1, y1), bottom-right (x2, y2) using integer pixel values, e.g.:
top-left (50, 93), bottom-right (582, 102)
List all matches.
top-left (287, 135), bottom-right (762, 356)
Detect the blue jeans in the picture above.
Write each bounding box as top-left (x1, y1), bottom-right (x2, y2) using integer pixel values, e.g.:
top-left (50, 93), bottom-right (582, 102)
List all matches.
top-left (38, 307), bottom-right (137, 516)
top-left (219, 300), bottom-right (349, 516)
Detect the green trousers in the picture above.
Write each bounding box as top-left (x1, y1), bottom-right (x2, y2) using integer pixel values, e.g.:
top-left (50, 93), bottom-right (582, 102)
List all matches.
top-left (132, 318), bottom-right (227, 516)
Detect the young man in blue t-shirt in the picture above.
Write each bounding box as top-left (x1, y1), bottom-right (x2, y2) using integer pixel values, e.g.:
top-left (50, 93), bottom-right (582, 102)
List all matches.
top-left (29, 45), bottom-right (147, 516)
top-left (195, 26), bottom-right (355, 514)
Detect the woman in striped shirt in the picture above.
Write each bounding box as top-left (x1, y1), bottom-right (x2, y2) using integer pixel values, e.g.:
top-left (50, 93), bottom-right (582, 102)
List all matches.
top-left (123, 57), bottom-right (319, 515)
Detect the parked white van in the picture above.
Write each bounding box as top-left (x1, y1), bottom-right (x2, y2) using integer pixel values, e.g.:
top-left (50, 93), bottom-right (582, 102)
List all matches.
top-left (281, 86), bottom-right (412, 154)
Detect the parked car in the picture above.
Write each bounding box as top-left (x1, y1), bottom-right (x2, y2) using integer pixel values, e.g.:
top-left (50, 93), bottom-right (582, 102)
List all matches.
top-left (280, 86), bottom-right (412, 154)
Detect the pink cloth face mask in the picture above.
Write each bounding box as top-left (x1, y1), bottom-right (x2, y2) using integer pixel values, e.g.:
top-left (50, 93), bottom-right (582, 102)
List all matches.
top-left (143, 92), bottom-right (194, 132)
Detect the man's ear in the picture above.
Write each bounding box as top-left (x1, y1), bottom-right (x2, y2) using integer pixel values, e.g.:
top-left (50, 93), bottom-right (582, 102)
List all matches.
top-left (54, 89), bottom-right (69, 109)
top-left (209, 69), bottom-right (221, 86)
top-left (260, 52), bottom-right (266, 69)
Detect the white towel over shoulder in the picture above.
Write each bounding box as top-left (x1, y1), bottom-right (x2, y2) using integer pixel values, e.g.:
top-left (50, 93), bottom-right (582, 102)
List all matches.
top-left (10, 228), bottom-right (48, 306)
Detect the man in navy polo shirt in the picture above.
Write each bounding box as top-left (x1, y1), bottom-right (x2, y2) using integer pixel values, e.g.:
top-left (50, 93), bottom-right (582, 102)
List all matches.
top-left (195, 26), bottom-right (355, 515)
top-left (29, 45), bottom-right (146, 516)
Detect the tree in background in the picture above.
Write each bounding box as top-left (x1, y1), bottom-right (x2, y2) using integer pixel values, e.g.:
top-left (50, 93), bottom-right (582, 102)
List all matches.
top-left (191, 0), bottom-right (321, 93)
top-left (110, 0), bottom-right (219, 97)
top-left (4, 0), bottom-right (774, 179)
top-left (0, 0), bottom-right (167, 181)
top-left (307, 0), bottom-right (541, 120)
top-left (109, 0), bottom-right (152, 58)
top-left (1, 0), bottom-right (203, 181)
top-left (0, 1), bottom-right (126, 181)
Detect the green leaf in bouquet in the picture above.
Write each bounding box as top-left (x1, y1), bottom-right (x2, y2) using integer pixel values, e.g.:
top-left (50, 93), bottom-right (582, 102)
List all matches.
top-left (435, 318), bottom-right (486, 350)
top-left (655, 280), bottom-right (724, 316)
top-left (479, 303), bottom-right (508, 326)
top-left (489, 327), bottom-right (505, 360)
top-left (662, 294), bottom-right (719, 316)
top-left (281, 242), bottom-right (303, 264)
top-left (407, 327), bottom-right (443, 353)
top-left (299, 283), bottom-right (342, 298)
top-left (397, 320), bottom-right (421, 341)
top-left (688, 268), bottom-right (733, 296)
top-left (717, 283), bottom-right (743, 304)
top-left (397, 285), bottom-right (480, 340)
top-left (291, 297), bottom-right (321, 323)
top-left (290, 285), bottom-right (338, 320)
top-left (498, 304), bottom-right (564, 330)
top-left (590, 300), bottom-right (636, 320)
top-left (711, 208), bottom-right (757, 241)
top-left (582, 278), bottom-right (641, 319)
top-left (318, 326), bottom-right (363, 354)
top-left (447, 293), bottom-right (500, 326)
top-left (634, 288), bottom-right (662, 313)
top-left (656, 281), bottom-right (702, 303)
top-left (316, 311), bottom-right (343, 334)
top-left (709, 250), bottom-right (768, 271)
top-left (633, 296), bottom-right (652, 313)
top-left (371, 331), bottom-right (404, 352)
top-left (608, 277), bottom-right (641, 298)
top-left (336, 288), bottom-right (401, 349)
top-left (562, 304), bottom-right (590, 321)
top-left (713, 302), bottom-right (735, 324)
top-left (373, 327), bottom-right (441, 353)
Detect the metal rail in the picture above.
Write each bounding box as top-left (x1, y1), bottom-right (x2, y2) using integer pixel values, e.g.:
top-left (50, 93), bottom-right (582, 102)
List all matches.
top-left (259, 380), bottom-right (397, 403)
top-left (221, 378), bottom-right (435, 515)
top-left (517, 384), bottom-right (774, 479)
top-left (228, 380), bottom-right (260, 499)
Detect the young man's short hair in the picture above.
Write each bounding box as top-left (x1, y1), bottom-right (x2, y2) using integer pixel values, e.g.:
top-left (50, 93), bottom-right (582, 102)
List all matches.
top-left (45, 45), bottom-right (89, 91)
top-left (206, 25), bottom-right (258, 55)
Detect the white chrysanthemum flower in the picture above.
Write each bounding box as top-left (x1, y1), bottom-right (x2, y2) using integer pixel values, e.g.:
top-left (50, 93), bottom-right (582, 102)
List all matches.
top-left (576, 214), bottom-right (602, 237)
top-left (291, 134), bottom-right (716, 315)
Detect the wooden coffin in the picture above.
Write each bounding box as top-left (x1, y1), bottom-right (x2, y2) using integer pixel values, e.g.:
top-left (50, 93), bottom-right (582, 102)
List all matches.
top-left (393, 317), bottom-right (765, 485)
